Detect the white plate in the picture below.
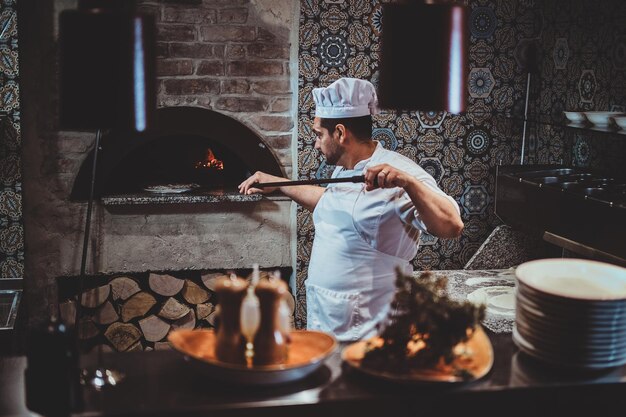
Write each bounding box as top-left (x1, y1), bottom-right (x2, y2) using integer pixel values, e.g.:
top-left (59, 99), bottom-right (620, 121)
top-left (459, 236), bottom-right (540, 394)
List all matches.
top-left (467, 286), bottom-right (516, 317)
top-left (515, 327), bottom-right (626, 355)
top-left (515, 313), bottom-right (626, 345)
top-left (515, 325), bottom-right (626, 363)
top-left (516, 306), bottom-right (626, 333)
top-left (142, 183), bottom-right (199, 194)
top-left (515, 295), bottom-right (626, 329)
top-left (516, 284), bottom-right (626, 314)
top-left (515, 259), bottom-right (626, 301)
top-left (513, 327), bottom-right (626, 369)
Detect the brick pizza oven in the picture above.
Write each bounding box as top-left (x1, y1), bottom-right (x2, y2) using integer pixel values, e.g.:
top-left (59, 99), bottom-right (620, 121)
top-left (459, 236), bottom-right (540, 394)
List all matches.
top-left (20, 0), bottom-right (300, 324)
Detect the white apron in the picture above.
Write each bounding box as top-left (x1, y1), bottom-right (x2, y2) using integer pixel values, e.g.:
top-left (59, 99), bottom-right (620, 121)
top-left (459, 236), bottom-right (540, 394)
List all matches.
top-left (306, 182), bottom-right (414, 341)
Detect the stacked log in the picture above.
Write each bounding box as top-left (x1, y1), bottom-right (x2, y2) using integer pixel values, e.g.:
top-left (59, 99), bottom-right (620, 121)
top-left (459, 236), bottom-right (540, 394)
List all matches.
top-left (110, 276), bottom-right (141, 301)
top-left (139, 315), bottom-right (171, 342)
top-left (80, 285), bottom-right (110, 308)
top-left (94, 301), bottom-right (118, 325)
top-left (159, 297), bottom-right (190, 320)
top-left (78, 318), bottom-right (99, 340)
top-left (172, 310), bottom-right (196, 330)
top-left (200, 272), bottom-right (224, 292)
top-left (104, 322), bottom-right (142, 352)
top-left (182, 280), bottom-right (209, 304)
top-left (148, 273), bottom-right (184, 296)
top-left (59, 300), bottom-right (76, 326)
top-left (67, 269), bottom-right (294, 352)
top-left (121, 292), bottom-right (157, 322)
top-left (196, 302), bottom-right (215, 321)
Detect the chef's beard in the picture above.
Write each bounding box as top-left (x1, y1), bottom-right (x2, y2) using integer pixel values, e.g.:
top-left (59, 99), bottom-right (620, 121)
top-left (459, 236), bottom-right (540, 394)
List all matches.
top-left (323, 140), bottom-right (342, 165)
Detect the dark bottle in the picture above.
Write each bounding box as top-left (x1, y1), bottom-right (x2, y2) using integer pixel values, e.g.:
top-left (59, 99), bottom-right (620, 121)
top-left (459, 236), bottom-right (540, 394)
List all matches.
top-left (25, 309), bottom-right (83, 417)
top-left (214, 275), bottom-right (248, 365)
top-left (253, 279), bottom-right (289, 366)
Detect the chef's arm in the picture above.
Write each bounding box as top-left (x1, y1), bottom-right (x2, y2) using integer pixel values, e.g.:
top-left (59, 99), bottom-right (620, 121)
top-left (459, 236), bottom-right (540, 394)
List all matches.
top-left (402, 178), bottom-right (464, 238)
top-left (364, 164), bottom-right (464, 239)
top-left (238, 172), bottom-right (325, 212)
top-left (278, 184), bottom-right (324, 212)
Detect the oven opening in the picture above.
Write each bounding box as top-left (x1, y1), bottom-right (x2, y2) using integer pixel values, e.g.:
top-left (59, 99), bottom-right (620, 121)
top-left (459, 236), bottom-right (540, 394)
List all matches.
top-left (106, 135), bottom-right (248, 194)
top-left (70, 107), bottom-right (284, 200)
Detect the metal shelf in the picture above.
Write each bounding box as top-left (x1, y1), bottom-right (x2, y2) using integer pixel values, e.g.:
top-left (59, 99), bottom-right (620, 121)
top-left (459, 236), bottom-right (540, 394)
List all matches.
top-left (492, 113), bottom-right (626, 137)
top-left (564, 123), bottom-right (626, 136)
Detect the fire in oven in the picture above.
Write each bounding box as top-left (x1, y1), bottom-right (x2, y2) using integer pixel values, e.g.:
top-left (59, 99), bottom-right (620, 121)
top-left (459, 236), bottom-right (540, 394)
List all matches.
top-left (71, 107), bottom-right (284, 199)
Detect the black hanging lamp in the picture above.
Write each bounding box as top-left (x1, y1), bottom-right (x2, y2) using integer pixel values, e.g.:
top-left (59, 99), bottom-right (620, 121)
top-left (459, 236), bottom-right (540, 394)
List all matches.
top-left (378, 0), bottom-right (468, 113)
top-left (58, 0), bottom-right (156, 391)
top-left (59, 0), bottom-right (156, 132)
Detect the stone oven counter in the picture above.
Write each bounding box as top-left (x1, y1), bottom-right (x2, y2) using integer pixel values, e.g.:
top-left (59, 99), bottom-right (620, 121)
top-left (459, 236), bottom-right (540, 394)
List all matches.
top-left (101, 190), bottom-right (291, 205)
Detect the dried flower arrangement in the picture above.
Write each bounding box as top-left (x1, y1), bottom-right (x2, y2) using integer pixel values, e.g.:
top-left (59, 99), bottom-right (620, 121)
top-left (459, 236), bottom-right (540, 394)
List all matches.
top-left (361, 268), bottom-right (486, 379)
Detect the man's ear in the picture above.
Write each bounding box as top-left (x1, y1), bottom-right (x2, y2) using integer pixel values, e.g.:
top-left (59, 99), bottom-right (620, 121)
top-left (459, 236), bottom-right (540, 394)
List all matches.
top-left (335, 123), bottom-right (347, 144)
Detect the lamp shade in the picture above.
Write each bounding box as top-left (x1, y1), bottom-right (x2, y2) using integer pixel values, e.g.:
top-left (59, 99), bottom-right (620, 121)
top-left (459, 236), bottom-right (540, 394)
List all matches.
top-left (378, 2), bottom-right (468, 113)
top-left (59, 1), bottom-right (156, 132)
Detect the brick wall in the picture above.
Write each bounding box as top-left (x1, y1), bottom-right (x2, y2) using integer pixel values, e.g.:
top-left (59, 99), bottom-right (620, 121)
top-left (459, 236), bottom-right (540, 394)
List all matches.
top-left (141, 0), bottom-right (297, 177)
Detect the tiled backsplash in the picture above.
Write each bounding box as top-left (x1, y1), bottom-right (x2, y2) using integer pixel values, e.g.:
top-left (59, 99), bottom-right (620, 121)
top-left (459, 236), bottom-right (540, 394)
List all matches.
top-left (0, 1), bottom-right (23, 279)
top-left (530, 0), bottom-right (626, 177)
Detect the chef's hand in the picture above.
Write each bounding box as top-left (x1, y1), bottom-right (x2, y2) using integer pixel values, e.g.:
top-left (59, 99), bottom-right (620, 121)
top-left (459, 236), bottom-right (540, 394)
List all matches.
top-left (364, 164), bottom-right (412, 191)
top-left (238, 171), bottom-right (287, 195)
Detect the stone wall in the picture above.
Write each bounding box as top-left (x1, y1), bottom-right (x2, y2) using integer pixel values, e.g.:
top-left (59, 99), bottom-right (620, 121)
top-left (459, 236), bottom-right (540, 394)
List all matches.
top-left (19, 0), bottom-right (300, 325)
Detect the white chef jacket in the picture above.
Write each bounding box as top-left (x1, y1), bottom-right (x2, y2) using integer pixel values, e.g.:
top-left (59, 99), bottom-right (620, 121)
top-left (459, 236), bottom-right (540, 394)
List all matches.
top-left (306, 142), bottom-right (459, 341)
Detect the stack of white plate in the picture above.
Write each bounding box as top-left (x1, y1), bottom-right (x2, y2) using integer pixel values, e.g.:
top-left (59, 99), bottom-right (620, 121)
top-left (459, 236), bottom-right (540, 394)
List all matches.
top-left (513, 259), bottom-right (626, 370)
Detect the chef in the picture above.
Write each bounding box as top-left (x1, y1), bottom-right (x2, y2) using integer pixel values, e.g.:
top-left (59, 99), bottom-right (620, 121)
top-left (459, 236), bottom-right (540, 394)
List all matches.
top-left (239, 78), bottom-right (463, 341)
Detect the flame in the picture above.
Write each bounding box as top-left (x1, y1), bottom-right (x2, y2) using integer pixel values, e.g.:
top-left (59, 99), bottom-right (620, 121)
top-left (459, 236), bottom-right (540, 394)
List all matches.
top-left (195, 148), bottom-right (224, 170)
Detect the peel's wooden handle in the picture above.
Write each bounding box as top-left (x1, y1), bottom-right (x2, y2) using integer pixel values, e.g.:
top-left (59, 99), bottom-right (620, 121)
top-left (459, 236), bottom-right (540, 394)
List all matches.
top-left (254, 175), bottom-right (367, 188)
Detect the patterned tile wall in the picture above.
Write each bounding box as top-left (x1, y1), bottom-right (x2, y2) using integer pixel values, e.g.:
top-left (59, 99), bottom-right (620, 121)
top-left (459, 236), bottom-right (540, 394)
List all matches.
top-left (294, 0), bottom-right (626, 328)
top-left (295, 0), bottom-right (536, 328)
top-left (530, 0), bottom-right (626, 176)
top-left (0, 0), bottom-right (23, 279)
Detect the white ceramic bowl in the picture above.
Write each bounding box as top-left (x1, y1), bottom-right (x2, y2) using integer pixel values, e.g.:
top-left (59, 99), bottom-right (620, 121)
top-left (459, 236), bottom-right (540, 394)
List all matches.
top-left (612, 115), bottom-right (626, 130)
top-left (563, 111), bottom-right (587, 124)
top-left (584, 111), bottom-right (625, 127)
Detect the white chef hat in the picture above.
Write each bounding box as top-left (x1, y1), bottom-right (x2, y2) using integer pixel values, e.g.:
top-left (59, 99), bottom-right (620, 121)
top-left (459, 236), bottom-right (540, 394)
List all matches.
top-left (312, 78), bottom-right (379, 119)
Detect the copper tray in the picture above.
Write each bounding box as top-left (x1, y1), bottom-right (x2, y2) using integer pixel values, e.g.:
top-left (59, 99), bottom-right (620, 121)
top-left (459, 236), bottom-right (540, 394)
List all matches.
top-left (341, 326), bottom-right (493, 383)
top-left (168, 329), bottom-right (337, 385)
